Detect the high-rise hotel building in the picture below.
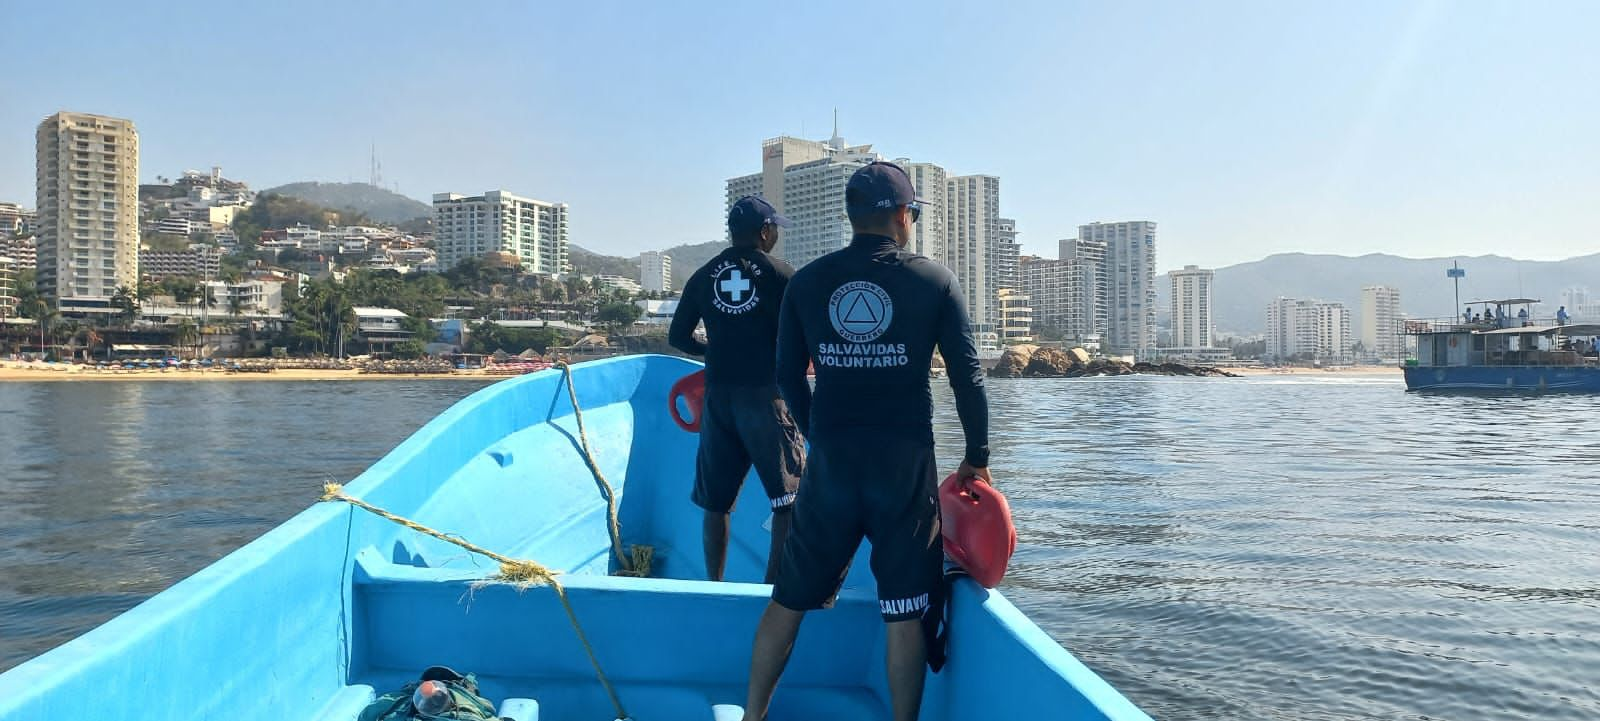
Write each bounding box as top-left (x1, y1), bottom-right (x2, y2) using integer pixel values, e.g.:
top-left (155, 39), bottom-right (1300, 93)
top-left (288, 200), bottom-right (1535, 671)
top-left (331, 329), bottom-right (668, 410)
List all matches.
top-left (432, 190), bottom-right (569, 274)
top-left (35, 111), bottom-right (140, 310)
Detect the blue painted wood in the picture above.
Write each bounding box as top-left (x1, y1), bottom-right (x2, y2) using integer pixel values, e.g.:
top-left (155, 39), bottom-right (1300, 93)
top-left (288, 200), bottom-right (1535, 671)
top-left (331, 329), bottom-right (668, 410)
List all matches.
top-left (0, 354), bottom-right (1152, 721)
top-left (1404, 364), bottom-right (1600, 392)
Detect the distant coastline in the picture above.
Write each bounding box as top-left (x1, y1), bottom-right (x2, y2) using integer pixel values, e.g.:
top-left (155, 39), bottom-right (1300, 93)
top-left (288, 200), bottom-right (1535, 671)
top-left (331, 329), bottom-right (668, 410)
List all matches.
top-left (0, 361), bottom-right (498, 383)
top-left (1229, 365), bottom-right (1400, 376)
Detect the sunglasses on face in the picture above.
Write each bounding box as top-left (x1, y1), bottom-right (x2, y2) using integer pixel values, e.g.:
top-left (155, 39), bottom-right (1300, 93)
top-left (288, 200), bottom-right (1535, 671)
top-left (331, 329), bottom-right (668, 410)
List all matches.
top-left (907, 204), bottom-right (922, 224)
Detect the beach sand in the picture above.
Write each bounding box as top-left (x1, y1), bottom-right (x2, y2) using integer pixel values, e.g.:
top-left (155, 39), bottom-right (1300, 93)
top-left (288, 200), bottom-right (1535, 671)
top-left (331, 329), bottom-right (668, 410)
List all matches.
top-left (1228, 365), bottom-right (1402, 376)
top-left (0, 362), bottom-right (501, 382)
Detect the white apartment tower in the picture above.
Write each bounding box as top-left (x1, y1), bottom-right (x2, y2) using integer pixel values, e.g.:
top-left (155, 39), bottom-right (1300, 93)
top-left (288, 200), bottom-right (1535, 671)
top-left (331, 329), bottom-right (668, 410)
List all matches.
top-left (1059, 237), bottom-right (1108, 345)
top-left (1313, 302), bottom-right (1352, 360)
top-left (992, 217), bottom-right (1020, 291)
top-left (1266, 297), bottom-right (1350, 361)
top-left (0, 255), bottom-right (16, 319)
top-left (1170, 265), bottom-right (1215, 349)
top-left (725, 124), bottom-right (877, 265)
top-left (897, 160), bottom-right (948, 260)
top-left (1080, 221), bottom-right (1157, 358)
top-left (0, 202), bottom-right (23, 235)
top-left (35, 111), bottom-right (140, 309)
top-left (726, 131), bottom-right (1009, 335)
top-left (1266, 297), bottom-right (1314, 360)
top-left (432, 190), bottom-right (569, 274)
top-left (639, 250), bottom-right (671, 293)
top-left (997, 288), bottom-right (1033, 345)
top-left (779, 149), bottom-right (878, 267)
top-left (1020, 257), bottom-right (1068, 335)
top-left (1360, 285), bottom-right (1402, 359)
top-left (948, 175), bottom-right (1001, 334)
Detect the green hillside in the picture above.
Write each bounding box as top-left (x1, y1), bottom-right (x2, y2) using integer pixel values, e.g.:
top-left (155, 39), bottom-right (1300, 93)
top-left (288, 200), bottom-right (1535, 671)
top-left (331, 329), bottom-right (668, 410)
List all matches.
top-left (261, 182), bottom-right (432, 224)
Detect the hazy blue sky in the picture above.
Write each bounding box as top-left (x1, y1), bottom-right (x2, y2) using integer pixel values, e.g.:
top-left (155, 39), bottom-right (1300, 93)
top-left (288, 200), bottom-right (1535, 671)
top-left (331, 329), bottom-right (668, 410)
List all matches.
top-left (4, 1), bottom-right (1597, 271)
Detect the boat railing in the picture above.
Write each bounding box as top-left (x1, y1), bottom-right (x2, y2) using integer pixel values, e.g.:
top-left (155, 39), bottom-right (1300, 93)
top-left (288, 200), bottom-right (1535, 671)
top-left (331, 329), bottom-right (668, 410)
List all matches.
top-left (1402, 316), bottom-right (1578, 335)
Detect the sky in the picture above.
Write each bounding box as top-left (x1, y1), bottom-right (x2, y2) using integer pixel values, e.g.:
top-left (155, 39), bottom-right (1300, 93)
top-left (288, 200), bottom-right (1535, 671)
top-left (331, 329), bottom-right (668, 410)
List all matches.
top-left (3, 0), bottom-right (1598, 272)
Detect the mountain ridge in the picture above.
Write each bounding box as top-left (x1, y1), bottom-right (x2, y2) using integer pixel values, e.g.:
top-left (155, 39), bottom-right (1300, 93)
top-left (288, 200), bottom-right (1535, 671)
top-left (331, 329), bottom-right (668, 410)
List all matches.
top-left (1161, 251), bottom-right (1600, 336)
top-left (260, 182), bottom-right (432, 224)
top-left (568, 240), bottom-right (724, 291)
top-left (562, 242), bottom-right (1600, 334)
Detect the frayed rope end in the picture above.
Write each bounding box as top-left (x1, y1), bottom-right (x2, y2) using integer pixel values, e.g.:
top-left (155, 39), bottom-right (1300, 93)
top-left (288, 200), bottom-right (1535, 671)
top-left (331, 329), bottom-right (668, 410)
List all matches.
top-left (497, 559), bottom-right (558, 587)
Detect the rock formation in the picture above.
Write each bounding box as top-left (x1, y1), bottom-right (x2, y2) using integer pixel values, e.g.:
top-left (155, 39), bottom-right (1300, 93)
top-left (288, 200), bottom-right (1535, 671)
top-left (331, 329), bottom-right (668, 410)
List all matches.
top-left (989, 344), bottom-right (1239, 379)
top-left (989, 344), bottom-right (1037, 378)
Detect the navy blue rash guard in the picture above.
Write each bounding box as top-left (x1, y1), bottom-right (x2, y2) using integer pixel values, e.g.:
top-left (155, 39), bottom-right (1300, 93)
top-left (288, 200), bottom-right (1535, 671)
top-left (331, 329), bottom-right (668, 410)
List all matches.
top-left (775, 233), bottom-right (990, 467)
top-left (669, 245), bottom-right (796, 386)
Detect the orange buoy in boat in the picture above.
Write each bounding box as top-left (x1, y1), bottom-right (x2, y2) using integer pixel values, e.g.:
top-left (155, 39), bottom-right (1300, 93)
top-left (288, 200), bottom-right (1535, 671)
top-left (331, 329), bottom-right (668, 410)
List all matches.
top-left (939, 472), bottom-right (1017, 588)
top-left (669, 370), bottom-right (706, 432)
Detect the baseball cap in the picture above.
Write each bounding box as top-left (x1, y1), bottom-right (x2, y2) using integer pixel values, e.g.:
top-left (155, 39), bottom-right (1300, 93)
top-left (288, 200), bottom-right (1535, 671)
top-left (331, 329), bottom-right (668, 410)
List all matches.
top-left (728, 195), bottom-right (792, 237)
top-left (846, 161), bottom-right (930, 214)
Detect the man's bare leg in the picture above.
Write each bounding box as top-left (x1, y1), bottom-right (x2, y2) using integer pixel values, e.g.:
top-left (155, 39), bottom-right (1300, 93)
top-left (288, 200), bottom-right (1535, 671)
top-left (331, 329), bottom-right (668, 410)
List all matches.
top-left (764, 511), bottom-right (792, 585)
top-left (742, 601), bottom-right (805, 721)
top-left (886, 619), bottom-right (928, 721)
top-left (704, 510), bottom-right (730, 581)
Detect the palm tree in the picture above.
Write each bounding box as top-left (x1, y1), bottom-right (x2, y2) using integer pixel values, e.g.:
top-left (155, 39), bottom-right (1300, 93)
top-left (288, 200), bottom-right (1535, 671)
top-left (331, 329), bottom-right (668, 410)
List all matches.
top-left (196, 284), bottom-right (220, 356)
top-left (58, 320), bottom-right (81, 360)
top-left (227, 292), bottom-right (254, 350)
top-left (32, 299), bottom-right (58, 359)
top-left (111, 285), bottom-right (140, 329)
top-left (173, 319), bottom-right (199, 358)
top-left (80, 327), bottom-right (103, 362)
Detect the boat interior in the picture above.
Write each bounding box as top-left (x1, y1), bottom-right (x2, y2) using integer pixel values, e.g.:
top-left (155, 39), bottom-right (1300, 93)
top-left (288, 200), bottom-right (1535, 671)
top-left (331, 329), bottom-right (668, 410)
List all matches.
top-left (0, 355), bottom-right (1146, 721)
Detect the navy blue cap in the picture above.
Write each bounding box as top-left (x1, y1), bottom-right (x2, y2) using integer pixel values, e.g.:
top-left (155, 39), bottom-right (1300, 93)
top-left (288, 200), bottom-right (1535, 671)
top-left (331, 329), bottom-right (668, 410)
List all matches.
top-left (846, 161), bottom-right (928, 214)
top-left (728, 195), bottom-right (791, 237)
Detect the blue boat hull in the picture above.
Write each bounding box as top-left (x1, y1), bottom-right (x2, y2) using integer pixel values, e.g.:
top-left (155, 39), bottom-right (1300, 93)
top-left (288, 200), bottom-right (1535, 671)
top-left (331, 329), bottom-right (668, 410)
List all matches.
top-left (0, 355), bottom-right (1151, 721)
top-left (1403, 364), bottom-right (1600, 392)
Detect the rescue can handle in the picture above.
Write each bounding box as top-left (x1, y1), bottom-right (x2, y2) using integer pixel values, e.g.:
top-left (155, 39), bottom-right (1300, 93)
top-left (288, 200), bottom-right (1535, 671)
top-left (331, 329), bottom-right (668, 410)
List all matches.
top-left (939, 473), bottom-right (1017, 589)
top-left (669, 369), bottom-right (706, 433)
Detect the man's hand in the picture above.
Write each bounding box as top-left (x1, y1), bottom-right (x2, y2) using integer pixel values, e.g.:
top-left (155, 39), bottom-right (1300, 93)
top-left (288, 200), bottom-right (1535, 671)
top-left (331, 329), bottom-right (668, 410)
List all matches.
top-left (956, 460), bottom-right (991, 491)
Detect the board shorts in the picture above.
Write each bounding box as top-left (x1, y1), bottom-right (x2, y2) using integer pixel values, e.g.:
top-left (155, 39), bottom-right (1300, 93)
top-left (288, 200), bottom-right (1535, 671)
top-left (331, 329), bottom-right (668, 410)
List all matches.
top-left (771, 434), bottom-right (943, 622)
top-left (690, 383), bottom-right (806, 514)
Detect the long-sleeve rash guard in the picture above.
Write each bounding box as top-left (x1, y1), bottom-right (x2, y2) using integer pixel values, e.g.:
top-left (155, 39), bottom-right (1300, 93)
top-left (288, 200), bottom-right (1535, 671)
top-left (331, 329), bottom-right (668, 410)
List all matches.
top-left (668, 245), bottom-right (795, 386)
top-left (775, 233), bottom-right (990, 467)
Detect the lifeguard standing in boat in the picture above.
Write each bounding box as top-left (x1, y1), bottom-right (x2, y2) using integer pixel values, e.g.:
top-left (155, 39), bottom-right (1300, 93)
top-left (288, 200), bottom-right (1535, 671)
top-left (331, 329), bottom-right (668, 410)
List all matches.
top-left (669, 195), bottom-right (807, 584)
top-left (742, 162), bottom-right (993, 721)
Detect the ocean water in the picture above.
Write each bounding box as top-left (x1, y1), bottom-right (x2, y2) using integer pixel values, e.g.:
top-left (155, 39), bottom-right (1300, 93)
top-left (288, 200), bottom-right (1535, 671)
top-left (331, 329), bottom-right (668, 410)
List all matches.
top-left (2, 374), bottom-right (1597, 720)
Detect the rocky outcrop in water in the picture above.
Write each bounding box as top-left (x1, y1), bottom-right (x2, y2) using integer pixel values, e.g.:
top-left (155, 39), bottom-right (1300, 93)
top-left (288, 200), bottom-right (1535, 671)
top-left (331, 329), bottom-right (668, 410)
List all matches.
top-left (990, 344), bottom-right (1036, 378)
top-left (1131, 362), bottom-right (1239, 377)
top-left (1023, 347), bottom-right (1077, 377)
top-left (988, 345), bottom-right (1239, 378)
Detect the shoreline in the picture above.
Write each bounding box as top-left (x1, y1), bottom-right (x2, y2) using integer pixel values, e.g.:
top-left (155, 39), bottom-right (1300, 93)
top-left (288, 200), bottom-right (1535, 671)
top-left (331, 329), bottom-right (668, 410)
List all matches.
top-left (2, 361), bottom-right (1404, 383)
top-left (1229, 366), bottom-right (1401, 376)
top-left (0, 363), bottom-right (503, 382)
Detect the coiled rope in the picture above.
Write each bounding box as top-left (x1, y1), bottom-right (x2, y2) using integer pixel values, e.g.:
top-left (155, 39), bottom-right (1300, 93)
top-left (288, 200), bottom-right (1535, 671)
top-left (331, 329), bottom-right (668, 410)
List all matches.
top-left (555, 360), bottom-right (652, 577)
top-left (319, 483), bottom-right (630, 721)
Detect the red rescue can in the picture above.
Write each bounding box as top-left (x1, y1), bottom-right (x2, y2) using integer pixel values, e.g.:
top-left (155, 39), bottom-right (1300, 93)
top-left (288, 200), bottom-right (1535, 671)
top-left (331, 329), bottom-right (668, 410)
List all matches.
top-left (939, 473), bottom-right (1017, 588)
top-left (668, 369), bottom-right (706, 432)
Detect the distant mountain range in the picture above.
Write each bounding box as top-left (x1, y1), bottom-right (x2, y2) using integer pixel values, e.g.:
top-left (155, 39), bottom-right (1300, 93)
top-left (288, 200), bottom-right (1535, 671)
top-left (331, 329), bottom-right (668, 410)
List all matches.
top-left (260, 182), bottom-right (432, 224)
top-left (1159, 252), bottom-right (1600, 336)
top-left (534, 240), bottom-right (1600, 337)
top-left (569, 240), bottom-right (724, 290)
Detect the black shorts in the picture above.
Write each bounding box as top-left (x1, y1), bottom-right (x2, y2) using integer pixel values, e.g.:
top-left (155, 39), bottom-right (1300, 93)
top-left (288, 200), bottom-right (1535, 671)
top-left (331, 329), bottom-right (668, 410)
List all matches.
top-left (690, 384), bottom-right (806, 514)
top-left (772, 435), bottom-right (942, 622)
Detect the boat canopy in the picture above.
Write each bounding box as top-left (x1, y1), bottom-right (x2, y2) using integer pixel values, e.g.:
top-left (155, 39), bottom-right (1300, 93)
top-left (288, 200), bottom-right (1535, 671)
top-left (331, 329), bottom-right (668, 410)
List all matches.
top-left (1476, 323), bottom-right (1600, 336)
top-left (1465, 298), bottom-right (1541, 305)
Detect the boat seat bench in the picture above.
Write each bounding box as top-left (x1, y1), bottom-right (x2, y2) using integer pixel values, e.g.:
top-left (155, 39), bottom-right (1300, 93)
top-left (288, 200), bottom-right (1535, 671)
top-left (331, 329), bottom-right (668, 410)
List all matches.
top-left (343, 553), bottom-right (892, 720)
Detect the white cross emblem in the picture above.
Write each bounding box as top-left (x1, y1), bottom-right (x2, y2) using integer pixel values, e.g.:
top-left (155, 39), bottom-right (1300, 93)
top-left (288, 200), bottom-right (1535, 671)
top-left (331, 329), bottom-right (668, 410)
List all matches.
top-left (719, 270), bottom-right (751, 303)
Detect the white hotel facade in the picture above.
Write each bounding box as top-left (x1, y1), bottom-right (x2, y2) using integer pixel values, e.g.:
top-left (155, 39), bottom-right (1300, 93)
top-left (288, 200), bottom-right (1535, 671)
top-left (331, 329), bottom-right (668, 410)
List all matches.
top-left (432, 190), bottom-right (569, 274)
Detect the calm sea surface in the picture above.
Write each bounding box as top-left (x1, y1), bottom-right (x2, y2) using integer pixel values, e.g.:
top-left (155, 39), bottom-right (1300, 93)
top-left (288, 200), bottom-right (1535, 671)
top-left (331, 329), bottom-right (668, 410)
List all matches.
top-left (2, 374), bottom-right (1597, 720)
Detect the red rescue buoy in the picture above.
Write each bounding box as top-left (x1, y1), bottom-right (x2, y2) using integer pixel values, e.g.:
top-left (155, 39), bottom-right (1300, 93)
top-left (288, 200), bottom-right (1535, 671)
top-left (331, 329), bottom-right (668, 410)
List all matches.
top-left (669, 370), bottom-right (706, 432)
top-left (939, 473), bottom-right (1017, 588)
